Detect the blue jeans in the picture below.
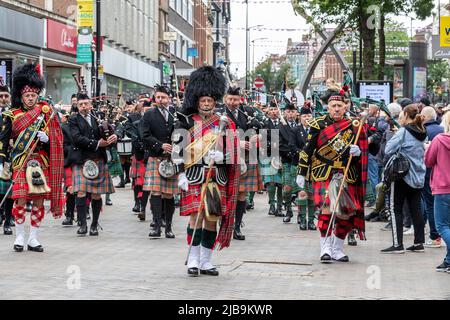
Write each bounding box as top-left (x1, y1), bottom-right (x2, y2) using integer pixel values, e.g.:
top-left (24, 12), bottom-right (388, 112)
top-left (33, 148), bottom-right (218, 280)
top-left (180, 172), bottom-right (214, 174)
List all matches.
top-left (367, 154), bottom-right (379, 204)
top-left (434, 194), bottom-right (450, 263)
top-left (422, 173), bottom-right (440, 240)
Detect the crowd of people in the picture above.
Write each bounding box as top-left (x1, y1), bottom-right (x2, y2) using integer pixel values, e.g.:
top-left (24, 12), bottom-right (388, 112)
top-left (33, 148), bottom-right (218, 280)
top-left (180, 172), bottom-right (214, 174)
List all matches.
top-left (0, 64), bottom-right (449, 277)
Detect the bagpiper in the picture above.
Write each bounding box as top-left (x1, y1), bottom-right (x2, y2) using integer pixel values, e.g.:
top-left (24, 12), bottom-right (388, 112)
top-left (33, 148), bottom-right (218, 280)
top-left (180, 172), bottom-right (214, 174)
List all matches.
top-left (0, 83), bottom-right (14, 235)
top-left (0, 63), bottom-right (64, 252)
top-left (175, 66), bottom-right (240, 277)
top-left (296, 93), bottom-right (368, 263)
top-left (142, 85), bottom-right (178, 239)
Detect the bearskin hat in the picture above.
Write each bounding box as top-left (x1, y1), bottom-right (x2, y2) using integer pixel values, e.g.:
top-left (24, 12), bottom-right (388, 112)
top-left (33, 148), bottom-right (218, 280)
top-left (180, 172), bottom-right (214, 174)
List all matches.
top-left (12, 63), bottom-right (45, 107)
top-left (227, 86), bottom-right (241, 96)
top-left (154, 84), bottom-right (173, 97)
top-left (182, 66), bottom-right (227, 115)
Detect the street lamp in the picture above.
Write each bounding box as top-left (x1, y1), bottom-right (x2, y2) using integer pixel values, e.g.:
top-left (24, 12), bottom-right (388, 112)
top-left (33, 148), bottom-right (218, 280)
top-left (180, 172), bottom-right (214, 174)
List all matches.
top-left (252, 37), bottom-right (268, 72)
top-left (351, 38), bottom-right (358, 88)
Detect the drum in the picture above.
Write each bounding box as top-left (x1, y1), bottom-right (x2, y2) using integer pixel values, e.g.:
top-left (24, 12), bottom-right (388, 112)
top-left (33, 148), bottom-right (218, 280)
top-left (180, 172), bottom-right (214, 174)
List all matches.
top-left (117, 137), bottom-right (132, 156)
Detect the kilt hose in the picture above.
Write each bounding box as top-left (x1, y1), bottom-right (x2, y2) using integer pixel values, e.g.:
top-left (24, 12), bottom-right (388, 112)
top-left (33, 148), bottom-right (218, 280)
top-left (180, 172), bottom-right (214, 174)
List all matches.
top-left (72, 159), bottom-right (115, 195)
top-left (0, 178), bottom-right (12, 197)
top-left (260, 161), bottom-right (282, 185)
top-left (282, 163), bottom-right (300, 193)
top-left (130, 156), bottom-right (146, 186)
top-left (12, 153), bottom-right (50, 201)
top-left (143, 157), bottom-right (179, 194)
top-left (107, 147), bottom-right (123, 178)
top-left (239, 163), bottom-right (263, 193)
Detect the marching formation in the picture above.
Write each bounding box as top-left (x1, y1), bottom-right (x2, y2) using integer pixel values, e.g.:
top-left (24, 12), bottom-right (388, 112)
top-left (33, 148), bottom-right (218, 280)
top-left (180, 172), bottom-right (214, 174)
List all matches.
top-left (1, 63), bottom-right (450, 276)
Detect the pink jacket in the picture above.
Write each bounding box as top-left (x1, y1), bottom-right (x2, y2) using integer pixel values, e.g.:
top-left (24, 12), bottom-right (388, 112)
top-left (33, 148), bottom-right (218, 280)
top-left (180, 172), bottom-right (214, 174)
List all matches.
top-left (425, 133), bottom-right (450, 195)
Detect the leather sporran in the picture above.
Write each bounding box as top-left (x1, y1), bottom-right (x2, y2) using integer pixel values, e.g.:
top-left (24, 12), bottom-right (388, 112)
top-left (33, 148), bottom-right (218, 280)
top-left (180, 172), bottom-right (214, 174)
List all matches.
top-left (26, 160), bottom-right (51, 195)
top-left (82, 160), bottom-right (99, 180)
top-left (202, 182), bottom-right (222, 222)
top-left (0, 162), bottom-right (12, 181)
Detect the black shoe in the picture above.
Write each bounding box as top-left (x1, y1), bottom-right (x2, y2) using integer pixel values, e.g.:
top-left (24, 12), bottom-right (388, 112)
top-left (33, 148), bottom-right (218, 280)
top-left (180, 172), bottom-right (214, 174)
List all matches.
top-left (3, 226), bottom-right (13, 235)
top-left (77, 225), bottom-right (88, 235)
top-left (307, 220), bottom-right (316, 231)
top-left (187, 267), bottom-right (199, 277)
top-left (86, 212), bottom-right (91, 220)
top-left (436, 261), bottom-right (450, 273)
top-left (105, 199), bottom-right (113, 206)
top-left (406, 244), bottom-right (424, 252)
top-left (150, 221), bottom-right (155, 228)
top-left (299, 218), bottom-right (307, 230)
top-left (138, 212), bottom-right (146, 221)
top-left (268, 204), bottom-right (276, 215)
top-left (7, 220), bottom-right (14, 227)
top-left (348, 232), bottom-right (357, 246)
top-left (333, 255), bottom-right (350, 262)
top-left (27, 245), bottom-right (44, 252)
top-left (132, 202), bottom-right (140, 213)
top-left (115, 182), bottom-right (125, 188)
top-left (275, 207), bottom-right (284, 217)
top-left (125, 178), bottom-right (131, 185)
top-left (165, 225), bottom-right (175, 239)
top-left (148, 227), bottom-right (161, 238)
top-left (233, 229), bottom-right (246, 240)
top-left (283, 208), bottom-right (293, 223)
top-left (320, 253), bottom-right (333, 263)
top-left (381, 245), bottom-right (405, 254)
top-left (246, 200), bottom-right (254, 210)
top-left (62, 217), bottom-right (74, 226)
top-left (200, 268), bottom-right (219, 276)
top-left (365, 210), bottom-right (379, 221)
top-left (13, 245), bottom-right (23, 252)
top-left (283, 215), bottom-right (291, 223)
top-left (89, 225), bottom-right (99, 236)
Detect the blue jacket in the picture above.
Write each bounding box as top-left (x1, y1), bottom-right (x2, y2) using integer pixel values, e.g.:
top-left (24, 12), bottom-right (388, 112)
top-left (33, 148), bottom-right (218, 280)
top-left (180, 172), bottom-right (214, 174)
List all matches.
top-left (385, 125), bottom-right (427, 189)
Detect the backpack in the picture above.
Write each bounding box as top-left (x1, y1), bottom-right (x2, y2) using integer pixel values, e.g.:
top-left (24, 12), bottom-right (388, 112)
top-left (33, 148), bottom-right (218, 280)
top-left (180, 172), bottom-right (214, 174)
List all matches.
top-left (383, 129), bottom-right (410, 183)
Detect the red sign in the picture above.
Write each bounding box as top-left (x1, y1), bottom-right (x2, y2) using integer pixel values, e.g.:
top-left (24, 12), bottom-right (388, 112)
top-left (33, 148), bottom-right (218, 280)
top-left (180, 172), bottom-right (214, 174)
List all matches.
top-left (47, 19), bottom-right (78, 55)
top-left (254, 77), bottom-right (265, 89)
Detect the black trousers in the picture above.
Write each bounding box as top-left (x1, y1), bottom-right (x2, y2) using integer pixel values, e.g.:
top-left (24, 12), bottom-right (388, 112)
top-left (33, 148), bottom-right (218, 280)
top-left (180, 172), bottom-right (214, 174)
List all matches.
top-left (390, 179), bottom-right (425, 247)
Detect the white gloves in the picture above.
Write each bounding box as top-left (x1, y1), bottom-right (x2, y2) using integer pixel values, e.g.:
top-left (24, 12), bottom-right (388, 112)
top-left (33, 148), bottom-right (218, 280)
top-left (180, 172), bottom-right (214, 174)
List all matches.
top-left (178, 173), bottom-right (189, 192)
top-left (208, 150), bottom-right (224, 163)
top-left (349, 145), bottom-right (361, 157)
top-left (37, 131), bottom-right (49, 143)
top-left (296, 175), bottom-right (305, 189)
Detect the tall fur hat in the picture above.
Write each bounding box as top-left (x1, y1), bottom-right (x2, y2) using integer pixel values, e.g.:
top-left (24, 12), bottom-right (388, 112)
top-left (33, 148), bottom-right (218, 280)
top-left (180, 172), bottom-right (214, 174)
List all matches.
top-left (182, 66), bottom-right (227, 115)
top-left (12, 63), bottom-right (45, 107)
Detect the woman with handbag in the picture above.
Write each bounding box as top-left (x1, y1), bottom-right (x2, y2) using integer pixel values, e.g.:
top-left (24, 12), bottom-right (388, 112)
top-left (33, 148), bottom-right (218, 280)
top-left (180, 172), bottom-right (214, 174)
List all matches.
top-left (424, 107), bottom-right (450, 272)
top-left (381, 104), bottom-right (427, 254)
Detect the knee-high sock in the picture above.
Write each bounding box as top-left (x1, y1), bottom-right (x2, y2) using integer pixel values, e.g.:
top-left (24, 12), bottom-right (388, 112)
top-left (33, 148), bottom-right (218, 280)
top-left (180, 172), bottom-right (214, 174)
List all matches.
top-left (124, 162), bottom-right (131, 180)
top-left (235, 201), bottom-right (246, 230)
top-left (66, 193), bottom-right (76, 218)
top-left (276, 185), bottom-right (283, 207)
top-left (297, 198), bottom-right (308, 219)
top-left (141, 191), bottom-right (150, 212)
top-left (201, 229), bottom-right (217, 249)
top-left (150, 196), bottom-right (163, 226)
top-left (267, 184), bottom-right (276, 204)
top-left (4, 198), bottom-right (14, 226)
top-left (12, 203), bottom-right (26, 225)
top-left (283, 188), bottom-right (292, 209)
top-left (163, 198), bottom-right (175, 225)
top-left (30, 206), bottom-right (45, 228)
top-left (91, 199), bottom-right (102, 227)
top-left (187, 225), bottom-right (202, 246)
top-left (76, 196), bottom-right (87, 226)
top-left (247, 191), bottom-right (255, 202)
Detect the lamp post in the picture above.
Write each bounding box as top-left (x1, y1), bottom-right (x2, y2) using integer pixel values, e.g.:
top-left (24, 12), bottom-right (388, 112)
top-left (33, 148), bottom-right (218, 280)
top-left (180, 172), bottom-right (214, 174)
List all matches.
top-left (352, 39), bottom-right (358, 89)
top-left (252, 37), bottom-right (268, 72)
top-left (245, 16), bottom-right (264, 91)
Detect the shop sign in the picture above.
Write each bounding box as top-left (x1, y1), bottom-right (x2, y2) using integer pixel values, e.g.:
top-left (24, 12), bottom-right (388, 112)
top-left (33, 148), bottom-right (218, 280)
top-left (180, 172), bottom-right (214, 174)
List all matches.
top-left (47, 20), bottom-right (77, 55)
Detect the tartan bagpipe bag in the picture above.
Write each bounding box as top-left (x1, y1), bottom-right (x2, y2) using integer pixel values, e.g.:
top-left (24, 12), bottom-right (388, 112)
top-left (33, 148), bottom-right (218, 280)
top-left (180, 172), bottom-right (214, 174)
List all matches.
top-left (383, 129), bottom-right (410, 184)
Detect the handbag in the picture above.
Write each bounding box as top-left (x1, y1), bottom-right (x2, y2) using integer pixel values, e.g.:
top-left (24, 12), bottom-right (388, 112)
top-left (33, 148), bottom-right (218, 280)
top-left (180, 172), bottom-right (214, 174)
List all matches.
top-left (383, 129), bottom-right (410, 184)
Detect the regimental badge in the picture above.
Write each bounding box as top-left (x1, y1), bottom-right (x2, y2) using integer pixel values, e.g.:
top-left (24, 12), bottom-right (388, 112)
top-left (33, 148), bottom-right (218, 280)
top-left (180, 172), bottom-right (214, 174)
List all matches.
top-left (41, 105), bottom-right (50, 114)
top-left (24, 132), bottom-right (30, 141)
top-left (18, 142), bottom-right (24, 150)
top-left (352, 119), bottom-right (360, 127)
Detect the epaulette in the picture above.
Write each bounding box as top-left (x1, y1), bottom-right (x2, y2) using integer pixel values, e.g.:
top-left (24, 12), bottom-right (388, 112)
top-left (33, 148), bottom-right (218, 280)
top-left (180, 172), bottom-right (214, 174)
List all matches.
top-left (307, 114), bottom-right (327, 130)
top-left (2, 109), bottom-right (14, 119)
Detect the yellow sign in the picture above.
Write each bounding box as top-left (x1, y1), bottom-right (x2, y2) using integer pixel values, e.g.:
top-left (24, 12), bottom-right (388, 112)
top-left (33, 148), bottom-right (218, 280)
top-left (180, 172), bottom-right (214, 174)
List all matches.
top-left (440, 16), bottom-right (450, 47)
top-left (77, 0), bottom-right (94, 28)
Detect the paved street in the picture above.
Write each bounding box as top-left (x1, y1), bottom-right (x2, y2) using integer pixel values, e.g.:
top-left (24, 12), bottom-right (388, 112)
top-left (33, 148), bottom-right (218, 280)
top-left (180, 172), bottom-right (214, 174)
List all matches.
top-left (0, 182), bottom-right (449, 300)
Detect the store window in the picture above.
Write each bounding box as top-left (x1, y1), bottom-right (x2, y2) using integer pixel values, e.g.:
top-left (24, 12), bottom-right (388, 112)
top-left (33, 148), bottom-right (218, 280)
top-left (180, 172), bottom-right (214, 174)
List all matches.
top-left (45, 67), bottom-right (79, 105)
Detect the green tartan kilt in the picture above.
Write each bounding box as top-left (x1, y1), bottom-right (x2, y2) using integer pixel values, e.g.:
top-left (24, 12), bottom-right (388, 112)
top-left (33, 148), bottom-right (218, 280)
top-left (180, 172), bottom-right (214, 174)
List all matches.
top-left (107, 147), bottom-right (123, 178)
top-left (260, 161), bottom-right (282, 185)
top-left (282, 163), bottom-right (300, 193)
top-left (0, 178), bottom-right (12, 196)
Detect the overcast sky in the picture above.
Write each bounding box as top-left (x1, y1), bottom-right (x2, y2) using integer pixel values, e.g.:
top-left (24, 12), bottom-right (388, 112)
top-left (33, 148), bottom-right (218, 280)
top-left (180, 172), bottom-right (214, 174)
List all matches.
top-left (228, 0), bottom-right (436, 79)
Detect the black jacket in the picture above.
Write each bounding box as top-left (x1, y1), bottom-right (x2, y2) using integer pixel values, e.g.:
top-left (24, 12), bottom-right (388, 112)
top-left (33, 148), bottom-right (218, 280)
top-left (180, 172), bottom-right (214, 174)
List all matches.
top-left (68, 113), bottom-right (108, 164)
top-left (290, 124), bottom-right (309, 165)
top-left (279, 122), bottom-right (298, 163)
top-left (142, 106), bottom-right (176, 158)
top-left (62, 122), bottom-right (75, 168)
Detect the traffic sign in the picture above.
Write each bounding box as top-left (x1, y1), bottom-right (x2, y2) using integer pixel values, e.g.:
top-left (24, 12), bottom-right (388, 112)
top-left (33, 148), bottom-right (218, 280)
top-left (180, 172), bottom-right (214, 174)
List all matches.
top-left (254, 77), bottom-right (265, 89)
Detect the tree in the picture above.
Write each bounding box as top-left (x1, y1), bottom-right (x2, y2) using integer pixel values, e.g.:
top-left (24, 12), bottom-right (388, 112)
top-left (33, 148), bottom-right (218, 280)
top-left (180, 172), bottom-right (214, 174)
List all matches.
top-left (250, 57), bottom-right (292, 93)
top-left (292, 0), bottom-right (434, 80)
top-left (427, 59), bottom-right (450, 94)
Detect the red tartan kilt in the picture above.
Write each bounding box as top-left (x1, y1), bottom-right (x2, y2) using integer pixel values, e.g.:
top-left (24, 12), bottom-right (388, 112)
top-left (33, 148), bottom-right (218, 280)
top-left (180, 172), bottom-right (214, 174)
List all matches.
top-left (64, 167), bottom-right (73, 187)
top-left (313, 179), bottom-right (363, 212)
top-left (180, 170), bottom-right (227, 217)
top-left (239, 163), bottom-right (263, 192)
top-left (130, 157), bottom-right (146, 185)
top-left (12, 154), bottom-right (50, 201)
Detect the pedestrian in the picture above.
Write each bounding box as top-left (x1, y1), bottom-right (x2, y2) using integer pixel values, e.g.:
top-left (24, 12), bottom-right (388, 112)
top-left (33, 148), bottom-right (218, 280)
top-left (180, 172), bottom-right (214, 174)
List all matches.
top-left (424, 106), bottom-right (450, 272)
top-left (421, 106), bottom-right (444, 248)
top-left (381, 104), bottom-right (427, 253)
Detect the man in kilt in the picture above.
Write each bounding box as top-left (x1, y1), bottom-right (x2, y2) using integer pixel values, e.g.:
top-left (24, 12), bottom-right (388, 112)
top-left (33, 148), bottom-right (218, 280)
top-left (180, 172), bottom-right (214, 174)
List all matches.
top-left (176, 66), bottom-right (240, 277)
top-left (291, 106), bottom-right (316, 231)
top-left (0, 83), bottom-right (14, 235)
top-left (61, 110), bottom-right (77, 226)
top-left (297, 93), bottom-right (368, 263)
top-left (260, 102), bottom-right (283, 216)
top-left (223, 87), bottom-right (263, 241)
top-left (279, 102), bottom-right (301, 223)
top-left (0, 63), bottom-right (64, 252)
top-left (142, 85), bottom-right (178, 239)
top-left (69, 92), bottom-right (117, 236)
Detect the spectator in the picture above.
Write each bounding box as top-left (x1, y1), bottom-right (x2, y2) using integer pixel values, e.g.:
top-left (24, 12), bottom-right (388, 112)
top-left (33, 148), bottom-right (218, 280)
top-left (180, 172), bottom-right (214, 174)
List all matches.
top-left (421, 107), bottom-right (444, 248)
top-left (381, 104), bottom-right (427, 254)
top-left (435, 103), bottom-right (445, 124)
top-left (424, 107), bottom-right (450, 272)
top-left (398, 98), bottom-right (413, 109)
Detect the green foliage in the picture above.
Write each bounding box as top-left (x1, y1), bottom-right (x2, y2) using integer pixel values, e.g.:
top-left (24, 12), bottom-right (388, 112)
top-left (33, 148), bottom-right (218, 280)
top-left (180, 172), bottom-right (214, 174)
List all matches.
top-left (250, 57), bottom-right (292, 93)
top-left (427, 59), bottom-right (450, 93)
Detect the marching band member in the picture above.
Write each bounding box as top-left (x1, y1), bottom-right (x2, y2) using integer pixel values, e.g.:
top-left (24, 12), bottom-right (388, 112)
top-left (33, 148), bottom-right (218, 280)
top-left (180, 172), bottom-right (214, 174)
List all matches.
top-left (0, 63), bottom-right (64, 252)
